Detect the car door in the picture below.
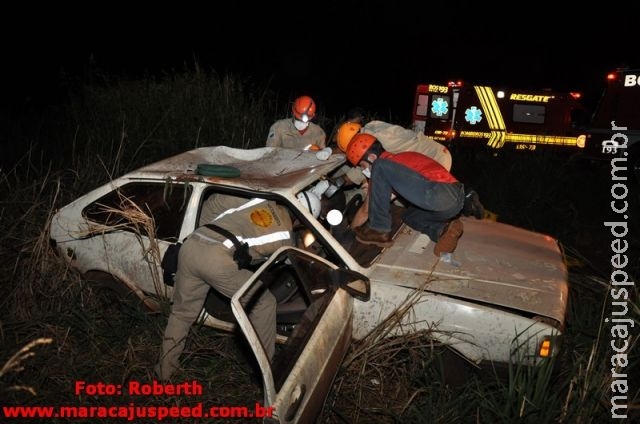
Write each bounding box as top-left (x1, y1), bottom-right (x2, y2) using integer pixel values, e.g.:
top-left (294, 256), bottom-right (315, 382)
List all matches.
top-left (231, 247), bottom-right (370, 423)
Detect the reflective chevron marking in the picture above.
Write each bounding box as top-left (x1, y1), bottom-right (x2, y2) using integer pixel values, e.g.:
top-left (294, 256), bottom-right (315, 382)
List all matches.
top-left (474, 86), bottom-right (506, 148)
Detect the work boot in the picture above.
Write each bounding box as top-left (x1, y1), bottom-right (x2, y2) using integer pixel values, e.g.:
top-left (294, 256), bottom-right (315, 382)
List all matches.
top-left (462, 189), bottom-right (485, 219)
top-left (354, 225), bottom-right (393, 247)
top-left (434, 219), bottom-right (464, 256)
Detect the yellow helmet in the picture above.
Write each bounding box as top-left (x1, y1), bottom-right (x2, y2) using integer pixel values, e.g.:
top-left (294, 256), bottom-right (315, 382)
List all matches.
top-left (336, 122), bottom-right (362, 152)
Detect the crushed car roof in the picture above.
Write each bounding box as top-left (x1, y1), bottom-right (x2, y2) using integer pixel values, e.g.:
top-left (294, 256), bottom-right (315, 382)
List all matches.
top-left (133, 146), bottom-right (346, 193)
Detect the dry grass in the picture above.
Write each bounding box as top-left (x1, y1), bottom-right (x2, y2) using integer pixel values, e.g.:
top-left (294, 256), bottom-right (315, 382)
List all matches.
top-left (1, 175), bottom-right (73, 321)
top-left (321, 270), bottom-right (474, 423)
top-left (0, 163), bottom-right (264, 420)
top-left (0, 338), bottom-right (53, 396)
top-left (82, 192), bottom-right (166, 300)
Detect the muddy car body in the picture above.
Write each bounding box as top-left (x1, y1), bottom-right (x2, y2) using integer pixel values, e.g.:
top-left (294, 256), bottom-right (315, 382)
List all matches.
top-left (49, 146), bottom-right (568, 422)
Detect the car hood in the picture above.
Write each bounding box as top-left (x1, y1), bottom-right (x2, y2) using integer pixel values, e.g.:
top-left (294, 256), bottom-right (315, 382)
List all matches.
top-left (369, 217), bottom-right (569, 324)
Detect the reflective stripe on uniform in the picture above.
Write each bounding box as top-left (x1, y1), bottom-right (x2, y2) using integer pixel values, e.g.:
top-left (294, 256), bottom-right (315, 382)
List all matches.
top-left (213, 198), bottom-right (265, 221)
top-left (191, 230), bottom-right (291, 250)
top-left (222, 230), bottom-right (291, 249)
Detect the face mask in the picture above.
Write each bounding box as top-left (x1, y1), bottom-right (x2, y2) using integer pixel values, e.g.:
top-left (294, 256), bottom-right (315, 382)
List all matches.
top-left (294, 119), bottom-right (310, 131)
top-left (361, 167), bottom-right (371, 179)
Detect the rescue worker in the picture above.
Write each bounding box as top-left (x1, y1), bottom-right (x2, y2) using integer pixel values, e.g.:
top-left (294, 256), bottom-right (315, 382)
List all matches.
top-left (266, 95), bottom-right (327, 150)
top-left (346, 134), bottom-right (465, 257)
top-left (155, 194), bottom-right (293, 381)
top-left (337, 119), bottom-right (452, 184)
top-left (335, 119), bottom-right (484, 224)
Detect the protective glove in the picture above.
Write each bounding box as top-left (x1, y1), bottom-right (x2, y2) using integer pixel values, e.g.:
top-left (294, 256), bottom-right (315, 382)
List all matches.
top-left (324, 176), bottom-right (345, 198)
top-left (315, 147), bottom-right (332, 161)
top-left (310, 180), bottom-right (330, 197)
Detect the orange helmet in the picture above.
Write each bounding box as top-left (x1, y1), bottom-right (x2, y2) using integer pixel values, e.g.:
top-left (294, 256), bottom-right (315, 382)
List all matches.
top-left (336, 122), bottom-right (362, 152)
top-left (346, 133), bottom-right (377, 166)
top-left (292, 95), bottom-right (316, 122)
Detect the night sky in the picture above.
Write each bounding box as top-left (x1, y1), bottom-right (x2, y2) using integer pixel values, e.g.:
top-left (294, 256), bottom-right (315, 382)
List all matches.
top-left (3, 3), bottom-right (638, 121)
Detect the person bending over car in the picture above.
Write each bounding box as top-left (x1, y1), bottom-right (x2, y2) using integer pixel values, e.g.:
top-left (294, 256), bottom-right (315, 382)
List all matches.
top-left (346, 134), bottom-right (465, 257)
top-left (332, 118), bottom-right (453, 214)
top-left (334, 119), bottom-right (484, 223)
top-left (155, 194), bottom-right (293, 381)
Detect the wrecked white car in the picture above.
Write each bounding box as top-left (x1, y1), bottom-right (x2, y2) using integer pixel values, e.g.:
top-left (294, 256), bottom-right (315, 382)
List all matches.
top-left (49, 146), bottom-right (568, 423)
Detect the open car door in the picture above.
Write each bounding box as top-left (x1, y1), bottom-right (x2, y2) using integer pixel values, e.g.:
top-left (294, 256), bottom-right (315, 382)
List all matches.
top-left (231, 247), bottom-right (370, 423)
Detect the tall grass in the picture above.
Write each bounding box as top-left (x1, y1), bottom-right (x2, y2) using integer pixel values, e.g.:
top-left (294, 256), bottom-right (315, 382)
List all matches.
top-left (1, 66), bottom-right (638, 422)
top-left (66, 65), bottom-right (276, 167)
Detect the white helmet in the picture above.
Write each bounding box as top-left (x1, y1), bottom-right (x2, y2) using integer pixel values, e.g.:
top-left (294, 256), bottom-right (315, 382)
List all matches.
top-left (296, 191), bottom-right (321, 218)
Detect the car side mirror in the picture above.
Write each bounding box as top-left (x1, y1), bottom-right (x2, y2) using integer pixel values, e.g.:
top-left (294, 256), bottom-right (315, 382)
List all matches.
top-left (330, 268), bottom-right (370, 301)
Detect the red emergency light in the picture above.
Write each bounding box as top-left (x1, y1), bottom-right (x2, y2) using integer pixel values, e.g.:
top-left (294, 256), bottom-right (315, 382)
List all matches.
top-left (416, 84), bottom-right (429, 94)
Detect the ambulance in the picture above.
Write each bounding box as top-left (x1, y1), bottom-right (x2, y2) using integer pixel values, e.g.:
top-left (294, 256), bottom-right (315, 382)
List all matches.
top-left (411, 81), bottom-right (590, 152)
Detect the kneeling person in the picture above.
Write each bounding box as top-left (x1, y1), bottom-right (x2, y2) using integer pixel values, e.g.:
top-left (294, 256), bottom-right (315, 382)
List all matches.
top-left (346, 134), bottom-right (465, 256)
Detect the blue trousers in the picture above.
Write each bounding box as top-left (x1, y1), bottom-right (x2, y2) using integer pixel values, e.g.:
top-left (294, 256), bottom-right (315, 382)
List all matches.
top-left (368, 158), bottom-right (464, 241)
